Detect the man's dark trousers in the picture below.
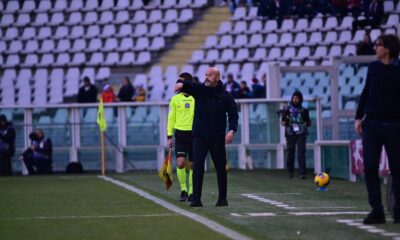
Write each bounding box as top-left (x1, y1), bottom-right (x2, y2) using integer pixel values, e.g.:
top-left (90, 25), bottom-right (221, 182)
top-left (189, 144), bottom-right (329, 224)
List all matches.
top-left (192, 136), bottom-right (227, 203)
top-left (286, 134), bottom-right (307, 176)
top-left (362, 119), bottom-right (400, 218)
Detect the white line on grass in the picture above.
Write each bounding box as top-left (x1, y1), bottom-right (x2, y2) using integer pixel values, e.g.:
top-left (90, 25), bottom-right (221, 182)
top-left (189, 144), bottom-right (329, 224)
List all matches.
top-left (289, 211), bottom-right (369, 216)
top-left (1, 214), bottom-right (177, 221)
top-left (99, 176), bottom-right (252, 240)
top-left (231, 213), bottom-right (277, 217)
top-left (337, 219), bottom-right (400, 239)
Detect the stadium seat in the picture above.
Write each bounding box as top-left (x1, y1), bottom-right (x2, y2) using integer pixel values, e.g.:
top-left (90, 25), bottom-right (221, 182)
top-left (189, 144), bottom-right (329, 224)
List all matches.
top-left (277, 19), bottom-right (294, 33)
top-left (82, 0), bottom-right (99, 11)
top-left (132, 10), bottom-right (147, 24)
top-left (306, 17), bottom-right (323, 32)
top-left (38, 39), bottom-right (55, 53)
top-left (134, 37), bottom-right (150, 51)
top-left (3, 27), bottom-right (19, 40)
top-left (54, 53), bottom-right (70, 67)
top-left (87, 53), bottom-right (104, 66)
top-left (304, 60), bottom-right (316, 66)
top-left (162, 23), bottom-right (179, 37)
top-left (370, 29), bottom-right (382, 42)
top-left (3, 1), bottom-right (19, 13)
top-left (49, 12), bottom-right (64, 26)
top-left (304, 32), bottom-right (322, 46)
top-left (100, 25), bottom-right (117, 38)
top-left (328, 45), bottom-right (342, 57)
top-left (232, 34), bottom-right (248, 49)
top-left (0, 14), bottom-right (13, 27)
top-left (133, 23), bottom-right (148, 37)
top-left (232, 48), bottom-right (250, 62)
top-left (232, 21), bottom-right (247, 35)
top-left (384, 28), bottom-right (397, 35)
top-left (6, 40), bottom-right (23, 54)
top-left (113, 10), bottom-right (129, 24)
top-left (245, 20), bottom-right (262, 34)
top-left (4, 55), bottom-right (20, 68)
top-left (14, 13), bottom-right (30, 27)
top-left (176, 0), bottom-right (192, 8)
top-left (120, 52), bottom-right (135, 65)
top-left (84, 25), bottom-right (101, 39)
top-left (218, 49), bottom-right (235, 63)
top-left (382, 14), bottom-right (399, 29)
top-left (195, 64), bottom-right (210, 78)
top-left (149, 37), bottom-right (165, 51)
top-left (178, 9), bottom-right (194, 23)
top-left (193, 0), bottom-right (207, 8)
top-left (261, 33), bottom-right (278, 47)
top-left (53, 26), bottom-right (69, 40)
top-left (181, 64), bottom-right (194, 75)
top-left (32, 13), bottom-right (49, 27)
top-left (51, 0), bottom-right (67, 12)
top-left (103, 38), bottom-right (118, 52)
top-left (68, 26), bottom-right (84, 39)
top-left (82, 11), bottom-right (98, 26)
top-left (338, 31), bottom-right (352, 44)
top-left (189, 50), bottom-right (204, 64)
top-left (98, 11), bottom-right (114, 25)
top-left (322, 16), bottom-right (338, 31)
top-left (225, 63), bottom-right (241, 79)
top-left (19, 0), bottom-right (36, 13)
top-left (148, 23), bottom-right (164, 37)
top-left (217, 21), bottom-right (232, 35)
top-left (384, 1), bottom-right (394, 12)
top-left (231, 7), bottom-right (246, 21)
top-left (67, 0), bottom-right (84, 12)
top-left (310, 46), bottom-right (328, 60)
top-left (66, 12), bottom-right (83, 26)
top-left (81, 68), bottom-right (95, 81)
top-left (281, 47), bottom-right (296, 61)
top-left (135, 52), bottom-right (151, 65)
top-left (277, 33), bottom-right (293, 47)
top-left (292, 32), bottom-right (307, 47)
top-left (37, 27), bottom-right (52, 40)
top-left (293, 46), bottom-right (311, 60)
top-left (0, 41), bottom-right (6, 53)
top-left (350, 29), bottom-right (366, 44)
top-left (20, 27), bottom-right (35, 40)
top-left (21, 54), bottom-right (39, 67)
top-left (322, 31), bottom-right (338, 45)
top-left (116, 24), bottom-right (133, 38)
top-left (162, 9), bottom-right (178, 23)
top-left (117, 38), bottom-right (134, 51)
top-left (70, 39), bottom-right (87, 53)
top-left (104, 52), bottom-right (120, 66)
top-left (203, 49), bottom-right (219, 64)
top-left (216, 35), bottom-right (233, 49)
top-left (113, 0), bottom-right (130, 10)
top-left (54, 39), bottom-right (71, 53)
top-left (248, 34), bottom-right (263, 48)
top-left (203, 35), bottom-right (218, 49)
top-left (98, 0), bottom-right (114, 11)
top-left (337, 16), bottom-right (354, 30)
top-left (37, 53), bottom-right (55, 67)
top-left (147, 10), bottom-right (163, 23)
top-left (249, 48), bottom-right (267, 62)
top-left (87, 38), bottom-right (102, 52)
top-left (293, 18), bottom-right (308, 32)
top-left (35, 0), bottom-right (51, 13)
top-left (69, 52), bottom-right (86, 66)
top-left (96, 67), bottom-right (111, 81)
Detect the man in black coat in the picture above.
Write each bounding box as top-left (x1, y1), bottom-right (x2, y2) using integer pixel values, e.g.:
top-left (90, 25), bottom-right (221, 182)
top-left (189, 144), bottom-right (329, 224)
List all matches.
top-left (355, 34), bottom-right (400, 224)
top-left (117, 77), bottom-right (135, 102)
top-left (77, 77), bottom-right (98, 103)
top-left (0, 115), bottom-right (16, 176)
top-left (175, 67), bottom-right (238, 207)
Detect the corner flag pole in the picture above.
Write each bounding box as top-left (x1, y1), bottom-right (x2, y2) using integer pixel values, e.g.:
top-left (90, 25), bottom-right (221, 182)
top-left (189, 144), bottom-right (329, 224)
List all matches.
top-left (97, 99), bottom-right (108, 176)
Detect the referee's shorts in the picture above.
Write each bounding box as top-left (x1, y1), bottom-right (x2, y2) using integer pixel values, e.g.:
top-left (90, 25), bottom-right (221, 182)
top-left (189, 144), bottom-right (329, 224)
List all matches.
top-left (174, 129), bottom-right (193, 162)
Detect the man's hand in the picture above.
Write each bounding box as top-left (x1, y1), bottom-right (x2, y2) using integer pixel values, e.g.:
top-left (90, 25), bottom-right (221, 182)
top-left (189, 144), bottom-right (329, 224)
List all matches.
top-left (175, 82), bottom-right (183, 92)
top-left (167, 138), bottom-right (174, 148)
top-left (225, 130), bottom-right (235, 144)
top-left (354, 119), bottom-right (363, 136)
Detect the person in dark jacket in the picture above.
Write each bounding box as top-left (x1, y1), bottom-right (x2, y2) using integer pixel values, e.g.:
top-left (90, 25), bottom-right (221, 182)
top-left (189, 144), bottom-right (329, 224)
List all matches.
top-left (175, 67), bottom-right (239, 207)
top-left (77, 77), bottom-right (98, 103)
top-left (223, 73), bottom-right (240, 99)
top-left (352, 0), bottom-right (384, 32)
top-left (357, 34), bottom-right (375, 56)
top-left (21, 129), bottom-right (53, 175)
top-left (281, 91), bottom-right (311, 179)
top-left (355, 34), bottom-right (400, 225)
top-left (117, 77), bottom-right (135, 102)
top-left (0, 115), bottom-right (16, 176)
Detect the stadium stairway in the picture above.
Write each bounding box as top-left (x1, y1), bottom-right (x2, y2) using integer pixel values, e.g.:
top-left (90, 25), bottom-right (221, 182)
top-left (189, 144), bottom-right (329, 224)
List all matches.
top-left (158, 7), bottom-right (230, 69)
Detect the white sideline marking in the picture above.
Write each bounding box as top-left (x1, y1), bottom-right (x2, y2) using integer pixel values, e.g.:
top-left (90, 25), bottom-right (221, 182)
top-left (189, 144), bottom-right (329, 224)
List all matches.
top-left (289, 211), bottom-right (369, 216)
top-left (242, 194), bottom-right (294, 210)
top-left (243, 193), bottom-right (300, 195)
top-left (337, 219), bottom-right (400, 239)
top-left (1, 214), bottom-right (176, 221)
top-left (99, 176), bottom-right (252, 240)
top-left (231, 213), bottom-right (277, 217)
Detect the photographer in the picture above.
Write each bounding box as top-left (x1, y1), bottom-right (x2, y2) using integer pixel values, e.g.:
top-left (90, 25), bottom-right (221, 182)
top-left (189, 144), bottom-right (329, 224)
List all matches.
top-left (21, 129), bottom-right (52, 175)
top-left (281, 91), bottom-right (311, 179)
top-left (0, 115), bottom-right (16, 176)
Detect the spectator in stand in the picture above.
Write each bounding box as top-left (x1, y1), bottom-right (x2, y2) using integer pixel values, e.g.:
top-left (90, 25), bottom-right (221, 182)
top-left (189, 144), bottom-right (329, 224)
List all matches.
top-left (352, 0), bottom-right (384, 32)
top-left (315, 0), bottom-right (331, 15)
top-left (292, 0), bottom-right (316, 19)
top-left (117, 77), bottom-right (135, 102)
top-left (101, 84), bottom-right (116, 103)
top-left (357, 34), bottom-right (375, 55)
top-left (252, 77), bottom-right (266, 98)
top-left (133, 84), bottom-right (146, 102)
top-left (237, 81), bottom-right (252, 99)
top-left (347, 0), bottom-right (361, 18)
top-left (77, 77), bottom-right (98, 103)
top-left (223, 73), bottom-right (240, 98)
top-left (331, 0), bottom-right (348, 17)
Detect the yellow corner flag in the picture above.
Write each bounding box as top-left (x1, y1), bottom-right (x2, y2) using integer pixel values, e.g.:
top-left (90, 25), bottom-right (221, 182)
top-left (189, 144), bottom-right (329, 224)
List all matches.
top-left (159, 148), bottom-right (173, 190)
top-left (96, 99), bottom-right (107, 132)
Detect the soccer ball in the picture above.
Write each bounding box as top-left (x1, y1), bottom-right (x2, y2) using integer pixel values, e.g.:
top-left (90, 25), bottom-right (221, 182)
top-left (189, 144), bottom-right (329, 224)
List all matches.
top-left (314, 172), bottom-right (330, 187)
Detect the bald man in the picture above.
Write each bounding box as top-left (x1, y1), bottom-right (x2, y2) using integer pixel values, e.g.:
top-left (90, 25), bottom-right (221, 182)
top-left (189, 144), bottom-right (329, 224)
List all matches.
top-left (175, 67), bottom-right (238, 207)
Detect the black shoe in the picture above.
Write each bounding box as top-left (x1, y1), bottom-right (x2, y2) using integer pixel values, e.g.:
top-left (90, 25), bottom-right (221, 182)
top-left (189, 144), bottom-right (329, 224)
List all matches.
top-left (179, 191), bottom-right (188, 202)
top-left (299, 174), bottom-right (306, 180)
top-left (190, 201), bottom-right (203, 207)
top-left (187, 194), bottom-right (193, 202)
top-left (363, 210), bottom-right (386, 224)
top-left (215, 199), bottom-right (228, 207)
